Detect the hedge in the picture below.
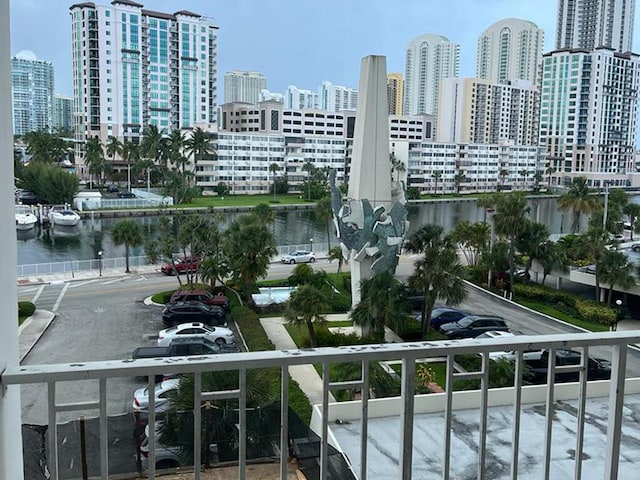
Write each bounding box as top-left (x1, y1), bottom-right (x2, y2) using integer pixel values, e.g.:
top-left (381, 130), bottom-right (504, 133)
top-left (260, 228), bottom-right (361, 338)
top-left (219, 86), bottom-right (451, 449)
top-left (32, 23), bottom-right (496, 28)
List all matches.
top-left (18, 301), bottom-right (36, 318)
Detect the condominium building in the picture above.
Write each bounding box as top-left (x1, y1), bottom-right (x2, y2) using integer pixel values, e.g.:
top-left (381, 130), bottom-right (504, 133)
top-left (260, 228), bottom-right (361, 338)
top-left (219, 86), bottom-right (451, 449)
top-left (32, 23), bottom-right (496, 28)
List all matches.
top-left (556, 0), bottom-right (635, 53)
top-left (318, 81), bottom-right (358, 112)
top-left (386, 73), bottom-right (403, 115)
top-left (438, 78), bottom-right (539, 146)
top-left (223, 71), bottom-right (267, 105)
top-left (69, 1), bottom-right (218, 148)
top-left (259, 89), bottom-right (283, 103)
top-left (403, 34), bottom-right (459, 116)
top-left (284, 85), bottom-right (319, 110)
top-left (539, 48), bottom-right (640, 187)
top-left (52, 94), bottom-right (74, 133)
top-left (476, 18), bottom-right (544, 84)
top-left (11, 50), bottom-right (54, 135)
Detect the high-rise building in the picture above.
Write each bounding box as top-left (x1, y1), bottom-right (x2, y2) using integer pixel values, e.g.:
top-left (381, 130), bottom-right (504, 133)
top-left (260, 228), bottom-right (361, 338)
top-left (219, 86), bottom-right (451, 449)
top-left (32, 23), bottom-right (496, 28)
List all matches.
top-left (539, 48), bottom-right (640, 186)
top-left (259, 89), bottom-right (283, 103)
top-left (403, 34), bottom-right (459, 116)
top-left (386, 73), bottom-right (403, 115)
top-left (476, 18), bottom-right (544, 84)
top-left (438, 78), bottom-right (540, 146)
top-left (318, 81), bottom-right (358, 112)
top-left (11, 50), bottom-right (54, 135)
top-left (284, 85), bottom-right (319, 110)
top-left (556, 0), bottom-right (635, 52)
top-left (69, 1), bottom-right (218, 146)
top-left (52, 94), bottom-right (74, 133)
top-left (223, 71), bottom-right (267, 105)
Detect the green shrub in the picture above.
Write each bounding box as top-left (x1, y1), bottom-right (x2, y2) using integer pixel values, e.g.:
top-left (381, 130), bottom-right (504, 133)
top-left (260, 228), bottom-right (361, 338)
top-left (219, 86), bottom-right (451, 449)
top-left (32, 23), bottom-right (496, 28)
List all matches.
top-left (152, 290), bottom-right (174, 304)
top-left (233, 305), bottom-right (275, 352)
top-left (512, 283), bottom-right (577, 308)
top-left (18, 301), bottom-right (36, 318)
top-left (329, 293), bottom-right (351, 313)
top-left (575, 299), bottom-right (616, 325)
top-left (342, 275), bottom-right (351, 294)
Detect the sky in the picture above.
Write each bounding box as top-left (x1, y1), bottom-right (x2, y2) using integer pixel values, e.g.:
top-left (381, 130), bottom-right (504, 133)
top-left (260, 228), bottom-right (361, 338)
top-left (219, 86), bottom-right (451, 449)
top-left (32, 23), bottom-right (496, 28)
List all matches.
top-left (8, 0), bottom-right (640, 98)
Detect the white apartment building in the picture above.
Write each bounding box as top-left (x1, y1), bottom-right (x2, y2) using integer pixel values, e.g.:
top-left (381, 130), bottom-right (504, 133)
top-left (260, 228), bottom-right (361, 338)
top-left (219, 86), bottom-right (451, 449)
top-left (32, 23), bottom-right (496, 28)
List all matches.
top-left (223, 71), bottom-right (267, 105)
top-left (70, 1), bottom-right (218, 148)
top-left (540, 48), bottom-right (640, 187)
top-left (438, 78), bottom-right (539, 146)
top-left (407, 142), bottom-right (544, 194)
top-left (318, 81), bottom-right (358, 112)
top-left (556, 0), bottom-right (635, 53)
top-left (284, 85), bottom-right (319, 110)
top-left (389, 114), bottom-right (434, 142)
top-left (403, 34), bottom-right (459, 116)
top-left (259, 89), bottom-right (283, 103)
top-left (387, 73), bottom-right (403, 115)
top-left (52, 94), bottom-right (74, 133)
top-left (476, 18), bottom-right (544, 85)
top-left (11, 50), bottom-right (54, 135)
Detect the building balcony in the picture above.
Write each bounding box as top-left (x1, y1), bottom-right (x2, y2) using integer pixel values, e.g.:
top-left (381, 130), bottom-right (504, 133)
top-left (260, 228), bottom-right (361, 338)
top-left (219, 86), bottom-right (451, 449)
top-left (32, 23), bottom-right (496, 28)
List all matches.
top-left (2, 332), bottom-right (640, 479)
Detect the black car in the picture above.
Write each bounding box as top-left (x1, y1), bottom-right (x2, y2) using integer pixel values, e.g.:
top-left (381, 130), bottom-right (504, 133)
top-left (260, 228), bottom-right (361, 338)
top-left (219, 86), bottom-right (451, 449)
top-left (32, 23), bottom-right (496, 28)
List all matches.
top-left (107, 184), bottom-right (120, 193)
top-left (161, 301), bottom-right (226, 327)
top-left (17, 191), bottom-right (45, 205)
top-left (428, 307), bottom-right (472, 330)
top-left (440, 315), bottom-right (509, 339)
top-left (118, 191), bottom-right (137, 198)
top-left (525, 349), bottom-right (612, 384)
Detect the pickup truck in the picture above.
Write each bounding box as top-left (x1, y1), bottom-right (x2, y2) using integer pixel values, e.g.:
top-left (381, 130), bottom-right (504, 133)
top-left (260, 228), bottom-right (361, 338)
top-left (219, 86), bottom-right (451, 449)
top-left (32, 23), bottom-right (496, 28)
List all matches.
top-left (524, 349), bottom-right (612, 384)
top-left (132, 337), bottom-right (228, 360)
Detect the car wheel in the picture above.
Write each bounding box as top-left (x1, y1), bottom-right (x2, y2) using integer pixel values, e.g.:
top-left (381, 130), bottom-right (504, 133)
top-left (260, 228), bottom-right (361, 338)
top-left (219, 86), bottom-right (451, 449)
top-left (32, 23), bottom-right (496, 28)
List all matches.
top-left (309, 257), bottom-right (316, 263)
top-left (634, 246), bottom-right (640, 252)
top-left (289, 259), bottom-right (296, 264)
top-left (215, 338), bottom-right (226, 346)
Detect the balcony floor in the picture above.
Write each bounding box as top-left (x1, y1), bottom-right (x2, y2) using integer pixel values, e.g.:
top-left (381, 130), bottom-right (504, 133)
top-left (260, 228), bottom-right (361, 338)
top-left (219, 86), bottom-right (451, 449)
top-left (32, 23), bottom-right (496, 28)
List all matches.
top-left (330, 392), bottom-right (640, 479)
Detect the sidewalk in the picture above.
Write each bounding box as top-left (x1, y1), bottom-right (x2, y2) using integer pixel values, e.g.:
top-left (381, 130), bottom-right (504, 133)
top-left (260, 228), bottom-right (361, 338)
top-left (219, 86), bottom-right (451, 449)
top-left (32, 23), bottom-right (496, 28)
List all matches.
top-left (18, 309), bottom-right (56, 363)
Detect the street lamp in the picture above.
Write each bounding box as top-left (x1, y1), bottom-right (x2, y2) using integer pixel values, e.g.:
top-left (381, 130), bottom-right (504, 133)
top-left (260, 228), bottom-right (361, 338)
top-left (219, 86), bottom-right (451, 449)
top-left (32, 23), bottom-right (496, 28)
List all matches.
top-left (98, 250), bottom-right (103, 277)
top-left (486, 209), bottom-right (495, 290)
top-left (613, 298), bottom-right (623, 331)
top-left (310, 237), bottom-right (314, 252)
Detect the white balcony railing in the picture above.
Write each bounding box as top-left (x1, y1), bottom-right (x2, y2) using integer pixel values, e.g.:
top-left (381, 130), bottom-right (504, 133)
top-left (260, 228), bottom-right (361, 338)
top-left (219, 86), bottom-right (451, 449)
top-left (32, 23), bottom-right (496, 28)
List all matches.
top-left (3, 331), bottom-right (640, 480)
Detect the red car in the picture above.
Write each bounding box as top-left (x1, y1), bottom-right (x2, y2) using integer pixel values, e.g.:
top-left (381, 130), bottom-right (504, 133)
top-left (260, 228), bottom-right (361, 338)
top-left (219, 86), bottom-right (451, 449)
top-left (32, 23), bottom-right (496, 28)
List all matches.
top-left (169, 289), bottom-right (230, 311)
top-left (160, 257), bottom-right (200, 275)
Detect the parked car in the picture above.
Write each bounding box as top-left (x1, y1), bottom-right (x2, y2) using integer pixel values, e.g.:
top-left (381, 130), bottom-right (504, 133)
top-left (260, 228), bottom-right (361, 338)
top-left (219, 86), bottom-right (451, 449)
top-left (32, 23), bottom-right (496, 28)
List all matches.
top-left (118, 191), bottom-right (136, 198)
top-left (524, 349), bottom-right (612, 384)
top-left (161, 301), bottom-right (226, 327)
top-left (427, 307), bottom-right (473, 330)
top-left (169, 289), bottom-right (229, 311)
top-left (439, 315), bottom-right (509, 339)
top-left (132, 336), bottom-right (224, 360)
top-left (632, 243), bottom-right (640, 253)
top-left (132, 379), bottom-right (179, 413)
top-left (16, 190), bottom-right (45, 205)
top-left (157, 322), bottom-right (236, 347)
top-left (281, 250), bottom-right (316, 264)
top-left (161, 256), bottom-right (201, 275)
top-left (106, 184), bottom-right (120, 193)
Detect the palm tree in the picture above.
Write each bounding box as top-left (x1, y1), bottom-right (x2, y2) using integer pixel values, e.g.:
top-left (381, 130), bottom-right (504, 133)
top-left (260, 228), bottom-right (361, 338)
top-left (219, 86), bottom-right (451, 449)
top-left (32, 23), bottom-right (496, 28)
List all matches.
top-left (545, 165), bottom-right (557, 190)
top-left (533, 171), bottom-right (543, 192)
top-left (498, 169), bottom-right (508, 191)
top-left (140, 125), bottom-right (167, 170)
top-left (350, 271), bottom-right (412, 340)
top-left (558, 177), bottom-right (600, 233)
top-left (268, 162), bottom-right (280, 200)
top-left (186, 127), bottom-right (215, 175)
top-left (405, 225), bottom-right (467, 335)
top-left (315, 196), bottom-right (334, 250)
top-left (327, 245), bottom-right (345, 274)
top-left (105, 135), bottom-right (123, 161)
top-left (538, 241), bottom-right (569, 286)
top-left (453, 172), bottom-right (466, 194)
top-left (284, 284), bottom-right (329, 347)
top-left (389, 152), bottom-right (405, 182)
top-left (222, 213), bottom-right (277, 305)
top-left (623, 203), bottom-right (640, 240)
top-left (432, 170), bottom-right (443, 195)
top-left (493, 192), bottom-right (530, 290)
top-left (598, 250), bottom-right (635, 306)
top-left (199, 254), bottom-right (229, 292)
top-left (515, 220), bottom-right (550, 280)
top-left (121, 141), bottom-right (139, 192)
top-left (302, 161), bottom-right (314, 200)
top-left (83, 136), bottom-right (106, 189)
top-left (519, 170), bottom-right (530, 190)
top-left (476, 194), bottom-right (497, 223)
top-left (253, 203), bottom-right (275, 225)
top-left (167, 130), bottom-right (186, 172)
top-left (111, 219), bottom-right (144, 273)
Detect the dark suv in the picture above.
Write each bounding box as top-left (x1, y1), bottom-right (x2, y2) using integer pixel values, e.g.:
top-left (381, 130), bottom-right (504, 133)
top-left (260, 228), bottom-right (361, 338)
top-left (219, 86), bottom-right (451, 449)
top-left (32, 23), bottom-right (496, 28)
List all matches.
top-left (169, 289), bottom-right (229, 311)
top-left (161, 301), bottom-right (226, 327)
top-left (440, 315), bottom-right (509, 339)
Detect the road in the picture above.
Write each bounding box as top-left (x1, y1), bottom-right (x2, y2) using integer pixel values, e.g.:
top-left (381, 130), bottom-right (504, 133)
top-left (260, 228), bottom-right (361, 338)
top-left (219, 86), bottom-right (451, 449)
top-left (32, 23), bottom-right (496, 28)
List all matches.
top-left (17, 255), bottom-right (640, 424)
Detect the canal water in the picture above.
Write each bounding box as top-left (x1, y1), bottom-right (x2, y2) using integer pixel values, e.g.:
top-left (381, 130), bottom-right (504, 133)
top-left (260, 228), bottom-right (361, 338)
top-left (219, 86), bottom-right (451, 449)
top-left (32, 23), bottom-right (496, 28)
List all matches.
top-left (15, 196), bottom-right (615, 265)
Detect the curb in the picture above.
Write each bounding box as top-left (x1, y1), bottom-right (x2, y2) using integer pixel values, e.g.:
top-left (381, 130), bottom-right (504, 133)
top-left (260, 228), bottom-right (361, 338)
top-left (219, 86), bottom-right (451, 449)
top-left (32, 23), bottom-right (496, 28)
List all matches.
top-left (19, 311), bottom-right (57, 363)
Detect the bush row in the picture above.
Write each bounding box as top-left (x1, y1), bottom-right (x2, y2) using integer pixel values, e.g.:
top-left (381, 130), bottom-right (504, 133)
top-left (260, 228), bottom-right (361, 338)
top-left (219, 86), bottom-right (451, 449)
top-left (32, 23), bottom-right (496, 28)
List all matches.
top-left (18, 301), bottom-right (36, 318)
top-left (512, 283), bottom-right (616, 325)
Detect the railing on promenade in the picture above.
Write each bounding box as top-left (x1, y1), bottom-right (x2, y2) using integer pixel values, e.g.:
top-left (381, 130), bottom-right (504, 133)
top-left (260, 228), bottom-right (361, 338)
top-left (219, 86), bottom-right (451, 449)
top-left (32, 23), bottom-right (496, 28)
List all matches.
top-left (2, 331), bottom-right (640, 480)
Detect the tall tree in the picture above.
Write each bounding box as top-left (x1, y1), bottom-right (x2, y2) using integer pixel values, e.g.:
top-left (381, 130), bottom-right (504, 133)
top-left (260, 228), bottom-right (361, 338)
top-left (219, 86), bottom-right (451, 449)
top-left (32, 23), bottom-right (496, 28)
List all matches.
top-left (121, 141), bottom-right (139, 192)
top-left (558, 176), bottom-right (600, 233)
top-left (185, 127), bottom-right (215, 175)
top-left (545, 165), bottom-right (557, 190)
top-left (493, 192), bottom-right (530, 290)
top-left (350, 271), bottom-right (412, 340)
top-left (83, 136), bottom-right (106, 189)
top-left (432, 170), bottom-right (443, 195)
top-left (111, 219), bottom-right (144, 273)
top-left (597, 250), bottom-right (635, 306)
top-left (515, 220), bottom-right (550, 281)
top-left (315, 196), bottom-right (334, 250)
top-left (449, 220), bottom-right (490, 267)
top-left (405, 225), bottom-right (467, 335)
top-left (223, 213), bottom-right (277, 305)
top-left (498, 169), bottom-right (508, 191)
top-left (268, 162), bottom-right (280, 200)
top-left (327, 245), bottom-right (345, 274)
top-left (105, 135), bottom-right (123, 162)
top-left (453, 172), bottom-right (466, 194)
top-left (538, 241), bottom-right (569, 286)
top-left (519, 170), bottom-right (530, 189)
top-left (284, 284), bottom-right (330, 348)
top-left (623, 203), bottom-right (640, 240)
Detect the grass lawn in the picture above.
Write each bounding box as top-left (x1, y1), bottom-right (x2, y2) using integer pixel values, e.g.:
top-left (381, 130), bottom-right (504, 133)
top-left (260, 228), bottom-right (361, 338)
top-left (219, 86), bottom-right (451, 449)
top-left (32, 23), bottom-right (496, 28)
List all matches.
top-left (285, 321), bottom-right (354, 347)
top-left (517, 299), bottom-right (610, 332)
top-left (175, 194), bottom-right (313, 208)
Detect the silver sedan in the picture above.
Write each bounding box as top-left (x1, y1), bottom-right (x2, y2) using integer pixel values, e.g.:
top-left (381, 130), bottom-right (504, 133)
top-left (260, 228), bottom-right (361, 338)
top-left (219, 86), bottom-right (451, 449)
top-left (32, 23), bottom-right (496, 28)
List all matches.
top-left (281, 250), bottom-right (316, 264)
top-left (157, 322), bottom-right (236, 346)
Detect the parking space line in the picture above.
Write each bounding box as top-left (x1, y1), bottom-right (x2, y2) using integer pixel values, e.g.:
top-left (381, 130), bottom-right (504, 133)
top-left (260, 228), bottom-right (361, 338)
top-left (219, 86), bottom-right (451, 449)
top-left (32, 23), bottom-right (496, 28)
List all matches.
top-left (68, 279), bottom-right (100, 289)
top-left (101, 277), bottom-right (127, 285)
top-left (52, 283), bottom-right (70, 312)
top-left (31, 284), bottom-right (45, 304)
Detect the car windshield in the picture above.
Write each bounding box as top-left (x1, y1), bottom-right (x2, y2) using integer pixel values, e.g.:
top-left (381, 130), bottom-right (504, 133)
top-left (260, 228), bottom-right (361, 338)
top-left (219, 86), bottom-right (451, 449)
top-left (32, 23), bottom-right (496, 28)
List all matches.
top-left (457, 316), bottom-right (475, 327)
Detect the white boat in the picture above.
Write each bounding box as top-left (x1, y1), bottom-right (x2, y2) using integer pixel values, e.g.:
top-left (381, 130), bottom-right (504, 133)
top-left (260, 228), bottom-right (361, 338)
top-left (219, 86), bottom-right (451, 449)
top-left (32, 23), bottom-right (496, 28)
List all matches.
top-left (15, 205), bottom-right (38, 230)
top-left (48, 205), bottom-right (81, 227)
